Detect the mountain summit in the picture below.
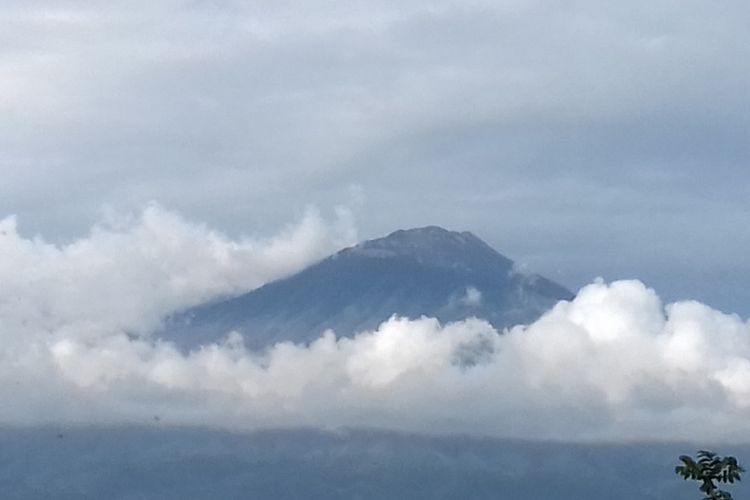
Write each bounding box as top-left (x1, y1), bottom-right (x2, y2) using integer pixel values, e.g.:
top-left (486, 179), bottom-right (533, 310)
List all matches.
top-left (345, 226), bottom-right (511, 271)
top-left (162, 226), bottom-right (573, 350)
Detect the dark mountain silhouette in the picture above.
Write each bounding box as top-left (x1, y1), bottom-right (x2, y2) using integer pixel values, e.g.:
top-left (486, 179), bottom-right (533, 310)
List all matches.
top-left (162, 226), bottom-right (572, 350)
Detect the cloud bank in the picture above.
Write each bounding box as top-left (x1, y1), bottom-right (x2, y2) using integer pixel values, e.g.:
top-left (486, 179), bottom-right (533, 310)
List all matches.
top-left (2, 208), bottom-right (750, 442)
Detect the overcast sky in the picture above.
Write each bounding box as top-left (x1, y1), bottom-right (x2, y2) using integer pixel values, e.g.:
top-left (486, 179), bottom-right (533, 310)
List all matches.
top-left (3, 0), bottom-right (750, 314)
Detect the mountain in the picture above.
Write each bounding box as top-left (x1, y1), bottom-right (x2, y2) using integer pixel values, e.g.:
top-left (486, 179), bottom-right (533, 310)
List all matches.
top-left (161, 226), bottom-right (573, 350)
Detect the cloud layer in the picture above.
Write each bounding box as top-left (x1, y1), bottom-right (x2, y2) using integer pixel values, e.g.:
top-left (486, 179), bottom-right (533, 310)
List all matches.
top-left (2, 207), bottom-right (750, 442)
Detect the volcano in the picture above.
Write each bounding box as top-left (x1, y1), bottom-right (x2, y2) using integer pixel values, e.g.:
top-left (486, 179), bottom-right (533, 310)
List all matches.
top-left (162, 226), bottom-right (572, 350)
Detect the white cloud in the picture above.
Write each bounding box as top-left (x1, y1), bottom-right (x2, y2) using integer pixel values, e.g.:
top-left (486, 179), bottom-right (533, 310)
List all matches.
top-left (460, 286), bottom-right (482, 307)
top-left (0, 203), bottom-right (354, 342)
top-left (1, 210), bottom-right (750, 441)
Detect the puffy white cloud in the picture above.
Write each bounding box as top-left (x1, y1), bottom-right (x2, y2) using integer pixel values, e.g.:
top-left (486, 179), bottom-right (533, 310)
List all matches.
top-left (1, 211), bottom-right (750, 441)
top-left (0, 203), bottom-right (354, 342)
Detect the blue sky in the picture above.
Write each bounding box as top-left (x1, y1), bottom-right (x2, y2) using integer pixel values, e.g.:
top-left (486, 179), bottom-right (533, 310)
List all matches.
top-left (2, 0), bottom-right (749, 313)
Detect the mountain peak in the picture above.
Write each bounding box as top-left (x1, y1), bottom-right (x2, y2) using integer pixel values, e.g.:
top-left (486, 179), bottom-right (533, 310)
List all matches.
top-left (380, 226), bottom-right (480, 247)
top-left (342, 226), bottom-right (510, 272)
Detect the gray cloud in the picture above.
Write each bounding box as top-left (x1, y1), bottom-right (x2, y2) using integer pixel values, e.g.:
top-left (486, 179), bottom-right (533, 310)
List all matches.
top-left (2, 0), bottom-right (750, 312)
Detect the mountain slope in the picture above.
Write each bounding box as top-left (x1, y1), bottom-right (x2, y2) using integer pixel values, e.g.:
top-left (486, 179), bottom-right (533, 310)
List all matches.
top-left (162, 226), bottom-right (572, 350)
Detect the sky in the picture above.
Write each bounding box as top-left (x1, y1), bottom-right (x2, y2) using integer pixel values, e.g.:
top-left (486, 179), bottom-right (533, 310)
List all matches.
top-left (2, 1), bottom-right (750, 441)
top-left (2, 0), bottom-right (750, 314)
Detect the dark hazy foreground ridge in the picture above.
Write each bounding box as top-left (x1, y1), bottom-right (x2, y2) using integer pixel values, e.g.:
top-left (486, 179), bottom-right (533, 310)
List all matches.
top-left (1, 426), bottom-right (743, 500)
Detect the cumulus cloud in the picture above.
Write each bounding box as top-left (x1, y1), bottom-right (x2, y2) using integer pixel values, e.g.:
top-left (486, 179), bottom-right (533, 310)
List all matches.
top-left (0, 203), bottom-right (355, 341)
top-left (2, 210), bottom-right (750, 442)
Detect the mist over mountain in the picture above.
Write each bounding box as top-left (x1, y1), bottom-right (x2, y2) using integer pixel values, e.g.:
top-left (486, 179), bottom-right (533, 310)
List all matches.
top-left (162, 226), bottom-right (572, 350)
